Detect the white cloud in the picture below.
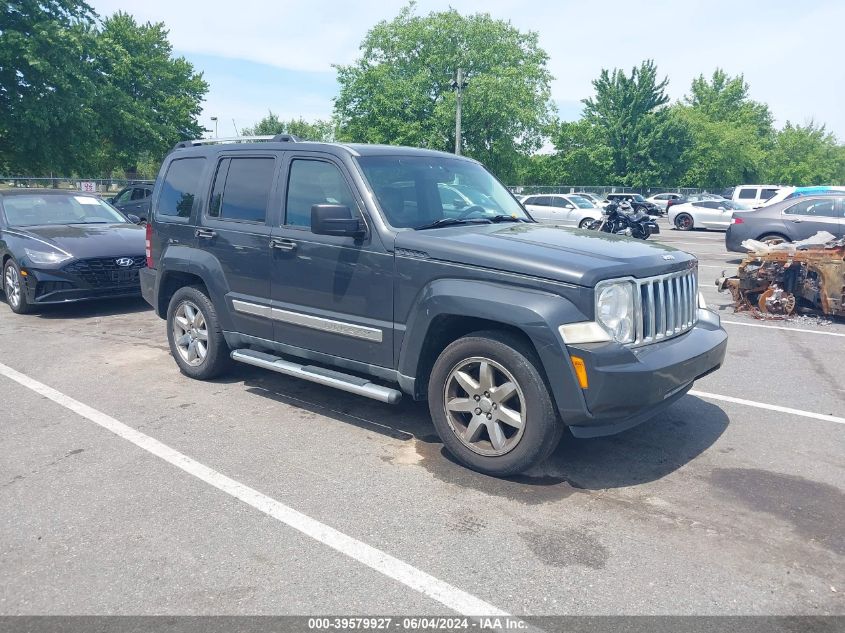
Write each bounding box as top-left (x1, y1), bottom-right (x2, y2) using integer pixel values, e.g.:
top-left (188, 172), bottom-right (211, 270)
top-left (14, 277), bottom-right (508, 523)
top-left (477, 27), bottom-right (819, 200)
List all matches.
top-left (92, 0), bottom-right (845, 137)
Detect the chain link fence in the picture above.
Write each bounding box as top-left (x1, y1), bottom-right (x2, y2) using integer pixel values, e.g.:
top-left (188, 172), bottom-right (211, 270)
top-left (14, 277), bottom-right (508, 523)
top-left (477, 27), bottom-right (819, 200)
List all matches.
top-left (508, 185), bottom-right (707, 197)
top-left (0, 177), bottom-right (154, 195)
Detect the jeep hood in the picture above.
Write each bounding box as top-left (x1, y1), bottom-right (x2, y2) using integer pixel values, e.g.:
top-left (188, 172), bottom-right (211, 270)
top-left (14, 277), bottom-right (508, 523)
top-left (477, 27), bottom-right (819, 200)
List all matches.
top-left (394, 223), bottom-right (696, 286)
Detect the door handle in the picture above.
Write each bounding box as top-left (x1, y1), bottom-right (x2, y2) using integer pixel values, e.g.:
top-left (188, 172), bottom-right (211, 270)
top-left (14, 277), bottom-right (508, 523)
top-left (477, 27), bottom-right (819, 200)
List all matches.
top-left (789, 218), bottom-right (803, 223)
top-left (270, 238), bottom-right (297, 251)
top-left (195, 228), bottom-right (216, 238)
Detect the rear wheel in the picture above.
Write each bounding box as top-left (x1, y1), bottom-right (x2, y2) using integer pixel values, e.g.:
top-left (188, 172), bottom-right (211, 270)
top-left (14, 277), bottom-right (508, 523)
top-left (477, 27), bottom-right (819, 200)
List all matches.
top-left (428, 331), bottom-right (562, 476)
top-left (758, 234), bottom-right (790, 246)
top-left (674, 213), bottom-right (694, 231)
top-left (3, 259), bottom-right (34, 314)
top-left (166, 286), bottom-right (231, 380)
top-left (578, 218), bottom-right (593, 229)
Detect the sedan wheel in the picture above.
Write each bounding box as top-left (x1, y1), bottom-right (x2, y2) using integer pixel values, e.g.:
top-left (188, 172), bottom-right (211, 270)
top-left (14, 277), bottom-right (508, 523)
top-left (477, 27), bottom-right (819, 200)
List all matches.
top-left (578, 218), bottom-right (594, 229)
top-left (172, 299), bottom-right (209, 366)
top-left (4, 264), bottom-right (21, 309)
top-left (443, 356), bottom-right (526, 457)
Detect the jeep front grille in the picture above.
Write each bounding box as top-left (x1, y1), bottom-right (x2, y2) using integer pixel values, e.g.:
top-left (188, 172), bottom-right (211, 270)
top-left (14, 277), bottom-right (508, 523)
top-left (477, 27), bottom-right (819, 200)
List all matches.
top-left (635, 269), bottom-right (698, 345)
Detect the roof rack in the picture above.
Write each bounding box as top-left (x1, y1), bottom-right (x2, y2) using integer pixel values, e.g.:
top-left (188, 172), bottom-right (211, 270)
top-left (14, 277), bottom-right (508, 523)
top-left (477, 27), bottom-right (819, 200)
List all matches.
top-left (172, 133), bottom-right (301, 150)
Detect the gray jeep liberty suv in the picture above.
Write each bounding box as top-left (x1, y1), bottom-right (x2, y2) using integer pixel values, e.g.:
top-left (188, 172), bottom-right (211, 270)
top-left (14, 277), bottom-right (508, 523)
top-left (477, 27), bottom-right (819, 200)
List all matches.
top-left (140, 135), bottom-right (727, 476)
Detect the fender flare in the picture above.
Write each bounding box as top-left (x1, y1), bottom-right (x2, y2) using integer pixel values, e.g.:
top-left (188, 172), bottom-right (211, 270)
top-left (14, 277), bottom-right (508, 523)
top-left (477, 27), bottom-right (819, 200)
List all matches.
top-left (155, 246), bottom-right (232, 328)
top-left (398, 278), bottom-right (589, 421)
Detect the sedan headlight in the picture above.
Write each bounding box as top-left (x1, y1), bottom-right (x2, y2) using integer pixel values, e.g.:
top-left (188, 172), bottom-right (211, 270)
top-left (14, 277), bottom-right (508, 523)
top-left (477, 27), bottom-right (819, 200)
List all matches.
top-left (24, 248), bottom-right (72, 265)
top-left (595, 280), bottom-right (636, 344)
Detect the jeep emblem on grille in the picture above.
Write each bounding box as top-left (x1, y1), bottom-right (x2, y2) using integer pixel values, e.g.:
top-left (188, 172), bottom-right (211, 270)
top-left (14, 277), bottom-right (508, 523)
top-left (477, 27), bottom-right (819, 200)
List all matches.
top-left (662, 254), bottom-right (675, 260)
top-left (115, 258), bottom-right (134, 267)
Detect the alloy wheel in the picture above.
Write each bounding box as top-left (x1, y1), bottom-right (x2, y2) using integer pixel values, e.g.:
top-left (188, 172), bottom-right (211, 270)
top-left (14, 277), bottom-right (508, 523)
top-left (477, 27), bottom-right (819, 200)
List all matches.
top-left (443, 356), bottom-right (526, 456)
top-left (4, 265), bottom-right (21, 309)
top-left (172, 300), bottom-right (209, 366)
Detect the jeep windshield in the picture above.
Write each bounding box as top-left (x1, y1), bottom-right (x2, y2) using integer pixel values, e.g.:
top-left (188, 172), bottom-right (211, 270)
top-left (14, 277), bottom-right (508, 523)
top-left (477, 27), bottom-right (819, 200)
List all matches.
top-left (356, 155), bottom-right (530, 229)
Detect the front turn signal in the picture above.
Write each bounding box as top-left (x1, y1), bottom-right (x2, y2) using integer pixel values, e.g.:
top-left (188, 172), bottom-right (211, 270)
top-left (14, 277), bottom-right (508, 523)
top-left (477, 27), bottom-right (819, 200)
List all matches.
top-left (570, 356), bottom-right (589, 389)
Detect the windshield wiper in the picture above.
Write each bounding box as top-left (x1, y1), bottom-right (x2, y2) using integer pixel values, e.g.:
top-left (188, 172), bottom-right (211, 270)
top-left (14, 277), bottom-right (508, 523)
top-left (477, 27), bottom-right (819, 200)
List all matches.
top-left (414, 217), bottom-right (490, 230)
top-left (487, 215), bottom-right (524, 223)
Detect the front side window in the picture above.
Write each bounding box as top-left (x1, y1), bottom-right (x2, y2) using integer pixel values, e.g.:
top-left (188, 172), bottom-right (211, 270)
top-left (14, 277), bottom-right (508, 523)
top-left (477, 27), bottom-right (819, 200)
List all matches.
top-left (285, 159), bottom-right (357, 228)
top-left (761, 188), bottom-right (779, 200)
top-left (115, 189), bottom-right (133, 204)
top-left (2, 195), bottom-right (128, 226)
top-left (784, 198), bottom-right (838, 218)
top-left (158, 158), bottom-right (206, 219)
top-left (208, 157), bottom-right (275, 223)
top-left (357, 156), bottom-right (529, 229)
top-left (551, 197), bottom-right (569, 208)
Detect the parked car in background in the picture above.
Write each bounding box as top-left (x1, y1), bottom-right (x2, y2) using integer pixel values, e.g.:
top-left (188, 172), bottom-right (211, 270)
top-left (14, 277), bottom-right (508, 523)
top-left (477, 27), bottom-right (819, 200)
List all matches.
top-left (646, 192), bottom-right (683, 210)
top-left (521, 194), bottom-right (603, 228)
top-left (760, 186), bottom-right (845, 207)
top-left (665, 193), bottom-right (726, 214)
top-left (725, 195), bottom-right (845, 252)
top-left (603, 193), bottom-right (662, 216)
top-left (669, 199), bottom-right (749, 231)
top-left (110, 183), bottom-right (153, 222)
top-left (725, 185), bottom-right (781, 208)
top-left (0, 190), bottom-right (146, 314)
top-left (571, 192), bottom-right (606, 207)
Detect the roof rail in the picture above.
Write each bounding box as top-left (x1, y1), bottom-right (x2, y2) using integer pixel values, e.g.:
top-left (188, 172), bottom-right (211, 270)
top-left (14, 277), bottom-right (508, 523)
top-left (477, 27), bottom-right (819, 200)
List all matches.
top-left (172, 134), bottom-right (301, 150)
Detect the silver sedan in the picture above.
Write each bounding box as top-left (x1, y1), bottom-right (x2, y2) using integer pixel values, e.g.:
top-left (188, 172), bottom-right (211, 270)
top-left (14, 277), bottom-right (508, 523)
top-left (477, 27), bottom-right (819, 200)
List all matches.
top-left (520, 194), bottom-right (603, 228)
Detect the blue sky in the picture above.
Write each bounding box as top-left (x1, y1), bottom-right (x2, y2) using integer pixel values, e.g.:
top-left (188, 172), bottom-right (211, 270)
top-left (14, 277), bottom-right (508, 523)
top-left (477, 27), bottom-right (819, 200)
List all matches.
top-left (90, 0), bottom-right (845, 139)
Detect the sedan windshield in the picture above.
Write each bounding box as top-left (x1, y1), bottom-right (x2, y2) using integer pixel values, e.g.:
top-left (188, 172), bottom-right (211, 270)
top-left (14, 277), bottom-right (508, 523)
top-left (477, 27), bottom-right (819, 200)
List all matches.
top-left (2, 195), bottom-right (127, 227)
top-left (356, 156), bottom-right (529, 229)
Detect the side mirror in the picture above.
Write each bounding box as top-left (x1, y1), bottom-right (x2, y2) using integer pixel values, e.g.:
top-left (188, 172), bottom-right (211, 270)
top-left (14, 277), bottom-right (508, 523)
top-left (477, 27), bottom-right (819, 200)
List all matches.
top-left (718, 206), bottom-right (726, 211)
top-left (126, 214), bottom-right (141, 224)
top-left (453, 198), bottom-right (467, 209)
top-left (108, 197), bottom-right (116, 204)
top-left (311, 204), bottom-right (365, 237)
top-left (565, 204), bottom-right (575, 209)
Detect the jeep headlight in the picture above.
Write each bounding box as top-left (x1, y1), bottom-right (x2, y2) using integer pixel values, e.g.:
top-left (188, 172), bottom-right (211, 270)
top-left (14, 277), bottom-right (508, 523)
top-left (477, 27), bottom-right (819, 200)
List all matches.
top-left (595, 280), bottom-right (635, 344)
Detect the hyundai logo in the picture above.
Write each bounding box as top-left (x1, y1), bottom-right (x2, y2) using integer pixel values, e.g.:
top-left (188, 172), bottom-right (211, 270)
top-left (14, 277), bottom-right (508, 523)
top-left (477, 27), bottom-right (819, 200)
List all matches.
top-left (115, 258), bottom-right (134, 267)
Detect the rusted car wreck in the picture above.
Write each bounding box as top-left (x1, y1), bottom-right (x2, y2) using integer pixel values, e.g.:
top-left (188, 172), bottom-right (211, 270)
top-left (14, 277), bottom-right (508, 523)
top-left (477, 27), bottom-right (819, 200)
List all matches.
top-left (717, 232), bottom-right (845, 317)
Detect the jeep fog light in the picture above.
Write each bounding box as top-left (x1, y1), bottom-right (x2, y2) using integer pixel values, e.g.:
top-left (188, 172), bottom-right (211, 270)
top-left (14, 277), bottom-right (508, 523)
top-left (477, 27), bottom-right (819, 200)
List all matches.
top-left (595, 281), bottom-right (635, 344)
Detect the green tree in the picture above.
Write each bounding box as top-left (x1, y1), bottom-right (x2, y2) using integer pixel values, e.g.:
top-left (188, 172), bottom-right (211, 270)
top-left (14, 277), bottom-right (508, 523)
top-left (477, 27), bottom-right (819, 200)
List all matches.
top-left (0, 0), bottom-right (99, 174)
top-left (765, 121), bottom-right (844, 185)
top-left (333, 3), bottom-right (554, 181)
top-left (548, 119), bottom-right (613, 185)
top-left (581, 60), bottom-right (684, 185)
top-left (672, 69), bottom-right (774, 188)
top-left (94, 12), bottom-right (208, 175)
top-left (240, 112), bottom-right (335, 141)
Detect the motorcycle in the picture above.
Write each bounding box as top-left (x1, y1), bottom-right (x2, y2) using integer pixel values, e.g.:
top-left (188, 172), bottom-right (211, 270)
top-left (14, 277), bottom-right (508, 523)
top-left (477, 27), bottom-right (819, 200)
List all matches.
top-left (586, 201), bottom-right (660, 240)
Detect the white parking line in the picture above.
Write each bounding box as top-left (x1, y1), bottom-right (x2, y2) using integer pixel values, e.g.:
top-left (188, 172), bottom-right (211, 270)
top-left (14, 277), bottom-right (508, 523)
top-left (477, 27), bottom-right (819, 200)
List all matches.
top-left (0, 361), bottom-right (507, 617)
top-left (689, 390), bottom-right (845, 425)
top-left (721, 319), bottom-right (845, 338)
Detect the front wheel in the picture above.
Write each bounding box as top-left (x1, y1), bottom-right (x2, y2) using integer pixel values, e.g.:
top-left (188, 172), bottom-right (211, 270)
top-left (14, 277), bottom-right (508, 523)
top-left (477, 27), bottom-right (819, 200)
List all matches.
top-left (166, 286), bottom-right (232, 380)
top-left (428, 331), bottom-right (563, 476)
top-left (3, 259), bottom-right (34, 314)
top-left (578, 218), bottom-right (594, 229)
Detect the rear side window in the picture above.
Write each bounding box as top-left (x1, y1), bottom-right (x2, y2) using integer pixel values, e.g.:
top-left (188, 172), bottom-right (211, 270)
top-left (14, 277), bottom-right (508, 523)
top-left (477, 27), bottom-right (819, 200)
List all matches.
top-left (761, 188), bottom-right (779, 201)
top-left (158, 158), bottom-right (205, 219)
top-left (209, 157), bottom-right (275, 223)
top-left (737, 188), bottom-right (756, 200)
top-left (784, 198), bottom-right (838, 218)
top-left (551, 197), bottom-right (568, 208)
top-left (285, 159), bottom-right (357, 228)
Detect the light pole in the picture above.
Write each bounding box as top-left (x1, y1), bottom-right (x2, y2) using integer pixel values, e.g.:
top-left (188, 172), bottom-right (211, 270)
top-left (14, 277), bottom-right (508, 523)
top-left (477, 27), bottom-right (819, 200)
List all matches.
top-left (450, 69), bottom-right (468, 155)
top-left (210, 116), bottom-right (218, 138)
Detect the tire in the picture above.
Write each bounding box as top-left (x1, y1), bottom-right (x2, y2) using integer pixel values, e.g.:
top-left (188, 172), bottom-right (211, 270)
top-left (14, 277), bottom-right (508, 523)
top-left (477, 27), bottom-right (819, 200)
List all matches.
top-left (674, 213), bottom-right (694, 231)
top-left (3, 259), bottom-right (34, 314)
top-left (166, 285), bottom-right (231, 380)
top-left (578, 218), bottom-right (594, 229)
top-left (428, 330), bottom-right (563, 476)
top-left (758, 234), bottom-right (790, 245)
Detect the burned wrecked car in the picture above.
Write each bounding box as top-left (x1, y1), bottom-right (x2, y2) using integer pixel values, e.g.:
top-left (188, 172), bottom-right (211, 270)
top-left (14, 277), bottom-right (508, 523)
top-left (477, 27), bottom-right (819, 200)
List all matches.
top-left (717, 231), bottom-right (845, 317)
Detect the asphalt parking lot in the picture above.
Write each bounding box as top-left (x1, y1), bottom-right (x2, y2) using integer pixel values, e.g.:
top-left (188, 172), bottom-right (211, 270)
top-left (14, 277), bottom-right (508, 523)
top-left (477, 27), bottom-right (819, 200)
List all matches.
top-left (1, 219), bottom-right (843, 617)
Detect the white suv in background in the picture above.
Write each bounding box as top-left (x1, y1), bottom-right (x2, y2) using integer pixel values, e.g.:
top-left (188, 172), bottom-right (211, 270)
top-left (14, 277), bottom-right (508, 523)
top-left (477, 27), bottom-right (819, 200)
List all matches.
top-left (727, 185), bottom-right (781, 208)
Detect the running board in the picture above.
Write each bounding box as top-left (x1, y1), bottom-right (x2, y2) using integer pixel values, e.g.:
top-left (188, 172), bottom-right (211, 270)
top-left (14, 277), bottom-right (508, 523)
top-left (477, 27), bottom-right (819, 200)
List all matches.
top-left (230, 349), bottom-right (402, 404)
